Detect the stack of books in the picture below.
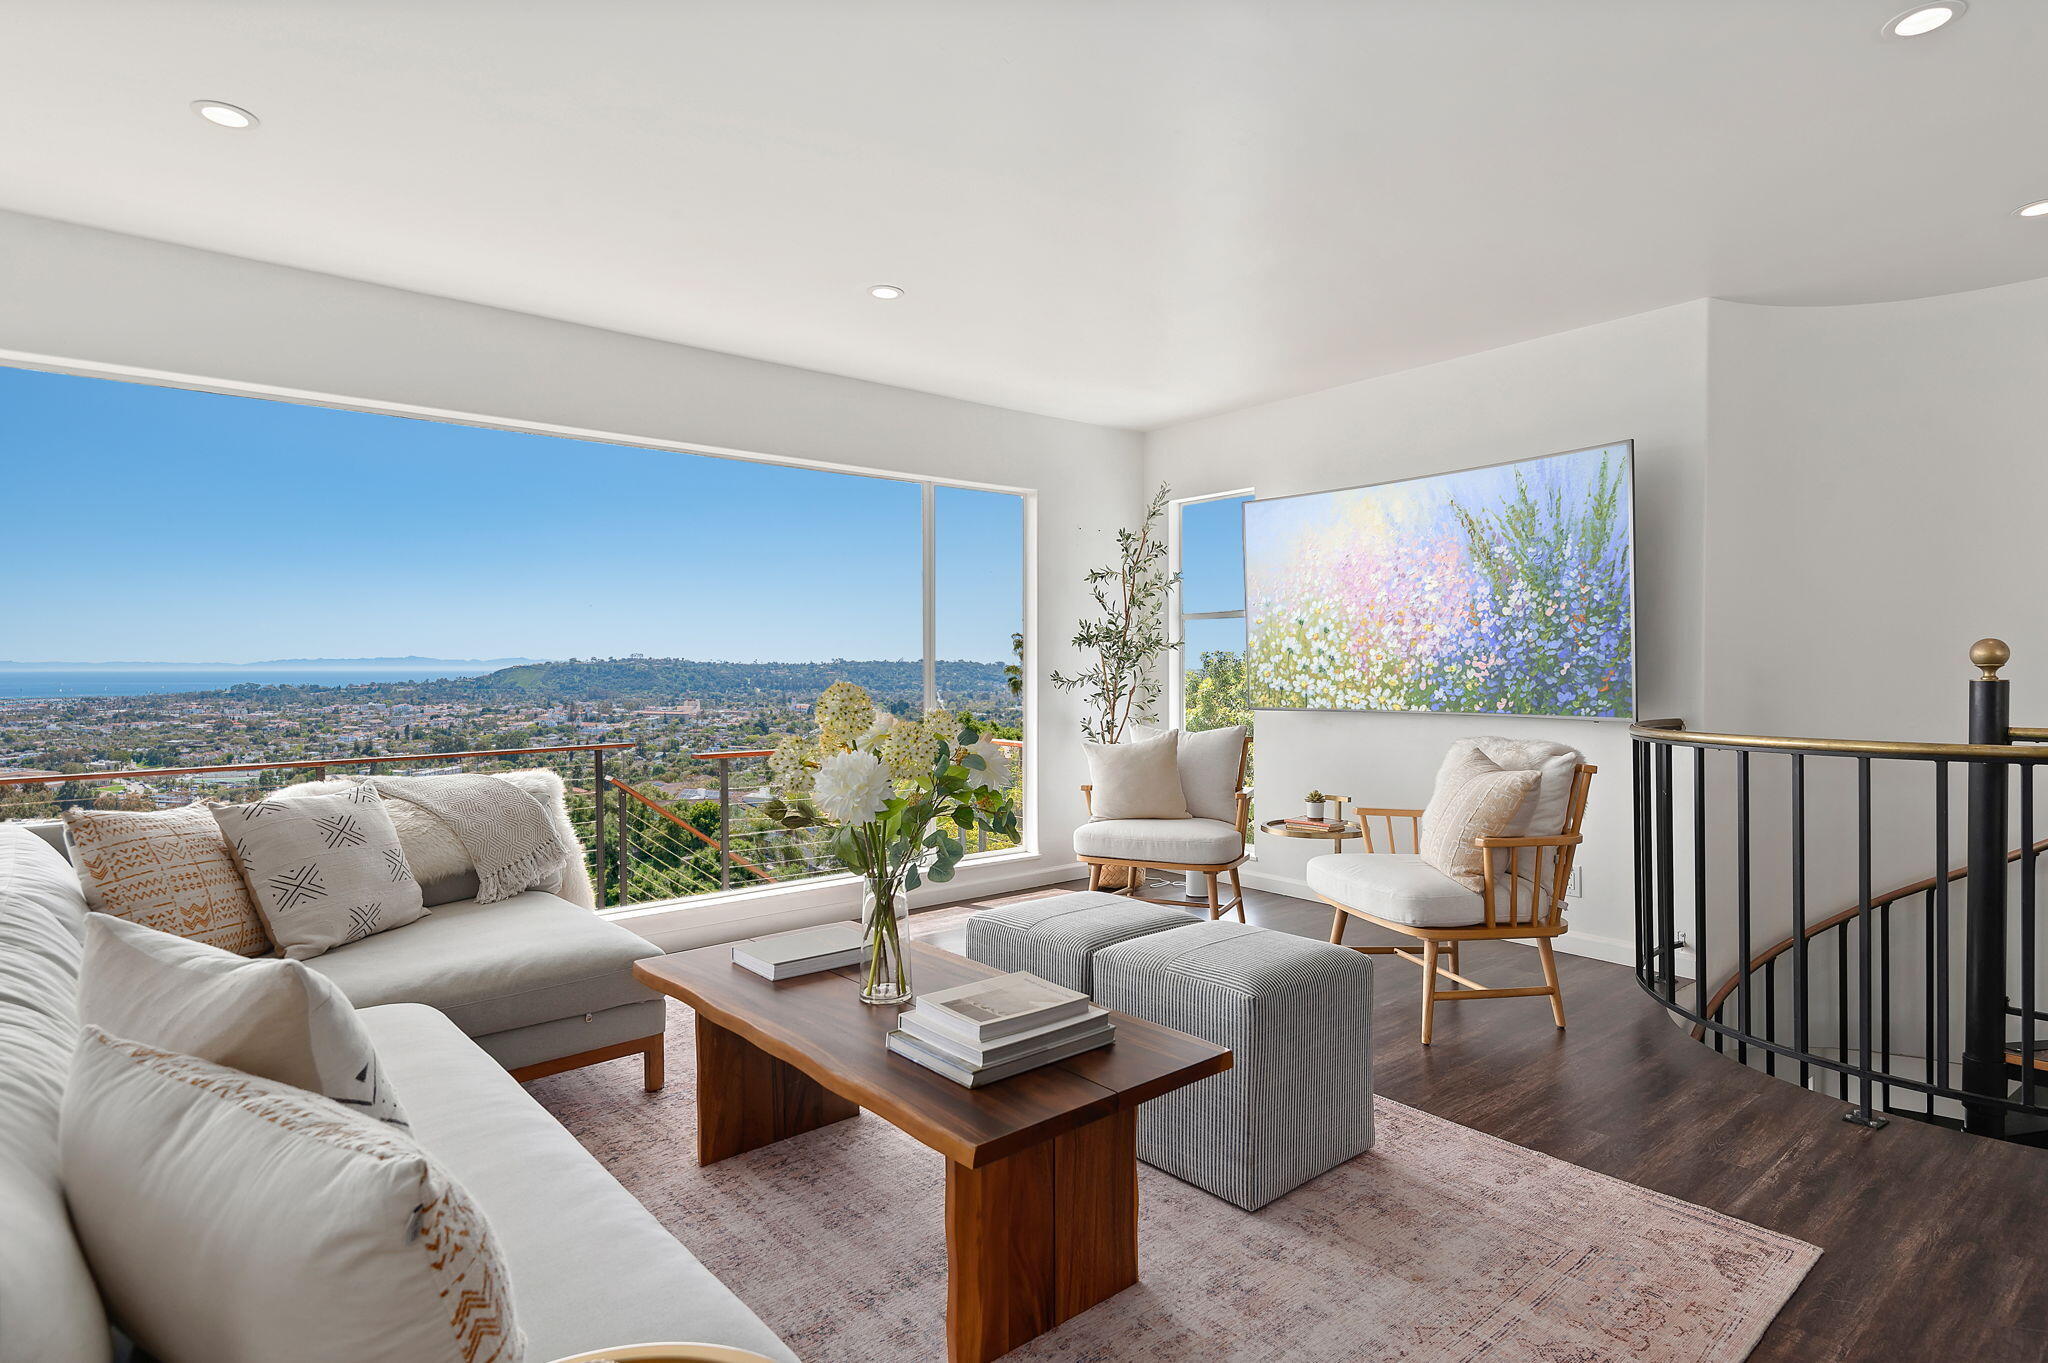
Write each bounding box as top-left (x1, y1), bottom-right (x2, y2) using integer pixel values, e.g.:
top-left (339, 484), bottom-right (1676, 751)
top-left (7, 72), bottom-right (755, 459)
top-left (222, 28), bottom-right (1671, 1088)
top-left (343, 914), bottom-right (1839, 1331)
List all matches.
top-left (887, 972), bottom-right (1115, 1088)
top-left (1285, 815), bottom-right (1356, 832)
top-left (730, 921), bottom-right (867, 980)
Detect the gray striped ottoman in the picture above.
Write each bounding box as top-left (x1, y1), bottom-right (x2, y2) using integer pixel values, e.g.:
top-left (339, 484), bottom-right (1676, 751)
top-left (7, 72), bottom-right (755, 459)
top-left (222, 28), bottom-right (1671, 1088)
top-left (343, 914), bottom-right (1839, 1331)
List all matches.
top-left (963, 891), bottom-right (1192, 993)
top-left (1094, 920), bottom-right (1374, 1211)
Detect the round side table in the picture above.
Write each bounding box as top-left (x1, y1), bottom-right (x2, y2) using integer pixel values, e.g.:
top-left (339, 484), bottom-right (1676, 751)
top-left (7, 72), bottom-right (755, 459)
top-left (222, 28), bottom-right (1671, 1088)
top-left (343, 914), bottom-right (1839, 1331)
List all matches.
top-left (1260, 796), bottom-right (1362, 854)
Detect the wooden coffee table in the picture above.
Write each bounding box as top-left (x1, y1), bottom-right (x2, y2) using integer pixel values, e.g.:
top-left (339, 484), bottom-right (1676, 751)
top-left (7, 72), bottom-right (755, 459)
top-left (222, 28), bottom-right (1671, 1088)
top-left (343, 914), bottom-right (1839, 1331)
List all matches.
top-left (634, 939), bottom-right (1232, 1363)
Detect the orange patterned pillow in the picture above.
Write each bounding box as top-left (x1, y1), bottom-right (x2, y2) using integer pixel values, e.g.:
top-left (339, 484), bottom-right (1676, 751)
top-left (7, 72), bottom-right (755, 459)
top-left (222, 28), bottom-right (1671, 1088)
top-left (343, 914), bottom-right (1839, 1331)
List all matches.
top-left (62, 804), bottom-right (272, 956)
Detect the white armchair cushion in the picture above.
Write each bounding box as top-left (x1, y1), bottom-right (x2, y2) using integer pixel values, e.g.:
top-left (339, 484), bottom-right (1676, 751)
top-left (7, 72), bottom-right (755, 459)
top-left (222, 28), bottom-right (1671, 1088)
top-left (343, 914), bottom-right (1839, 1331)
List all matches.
top-left (1074, 817), bottom-right (1243, 865)
top-left (1307, 852), bottom-right (1511, 930)
top-left (1130, 723), bottom-right (1245, 823)
top-left (1083, 728), bottom-right (1189, 820)
top-left (1461, 737), bottom-right (1584, 839)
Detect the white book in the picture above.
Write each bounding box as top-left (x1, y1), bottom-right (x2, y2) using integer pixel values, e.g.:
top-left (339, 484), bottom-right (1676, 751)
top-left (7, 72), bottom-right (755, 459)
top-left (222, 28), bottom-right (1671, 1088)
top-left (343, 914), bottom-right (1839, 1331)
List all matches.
top-left (886, 1025), bottom-right (1115, 1088)
top-left (899, 1005), bottom-right (1114, 1067)
top-left (730, 921), bottom-right (867, 981)
top-left (912, 972), bottom-right (1094, 1044)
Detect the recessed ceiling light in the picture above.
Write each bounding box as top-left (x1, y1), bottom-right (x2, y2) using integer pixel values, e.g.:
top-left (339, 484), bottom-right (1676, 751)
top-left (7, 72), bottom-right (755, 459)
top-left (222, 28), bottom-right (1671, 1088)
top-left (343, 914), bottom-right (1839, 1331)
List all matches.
top-left (1882, 3), bottom-right (1964, 37)
top-left (2016, 200), bottom-right (2048, 218)
top-left (868, 284), bottom-right (904, 300)
top-left (191, 100), bottom-right (259, 129)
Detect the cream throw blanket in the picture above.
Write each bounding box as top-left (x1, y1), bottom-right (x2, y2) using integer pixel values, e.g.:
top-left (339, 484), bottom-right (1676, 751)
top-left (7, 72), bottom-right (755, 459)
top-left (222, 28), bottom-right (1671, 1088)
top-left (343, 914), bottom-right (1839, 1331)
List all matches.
top-left (367, 773), bottom-right (573, 905)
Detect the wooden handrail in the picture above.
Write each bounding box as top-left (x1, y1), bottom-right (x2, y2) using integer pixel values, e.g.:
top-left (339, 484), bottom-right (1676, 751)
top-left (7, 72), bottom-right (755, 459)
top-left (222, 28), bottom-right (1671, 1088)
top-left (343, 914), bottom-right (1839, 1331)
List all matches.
top-left (0, 742), bottom-right (639, 787)
top-left (1632, 725), bottom-right (2048, 762)
top-left (1690, 836), bottom-right (2048, 1039)
top-left (690, 738), bottom-right (1022, 761)
top-left (607, 777), bottom-right (781, 884)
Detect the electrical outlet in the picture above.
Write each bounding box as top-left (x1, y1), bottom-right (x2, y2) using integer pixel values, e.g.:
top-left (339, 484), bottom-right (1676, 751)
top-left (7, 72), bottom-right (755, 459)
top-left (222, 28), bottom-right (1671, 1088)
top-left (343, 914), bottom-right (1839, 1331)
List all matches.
top-left (1567, 868), bottom-right (1584, 898)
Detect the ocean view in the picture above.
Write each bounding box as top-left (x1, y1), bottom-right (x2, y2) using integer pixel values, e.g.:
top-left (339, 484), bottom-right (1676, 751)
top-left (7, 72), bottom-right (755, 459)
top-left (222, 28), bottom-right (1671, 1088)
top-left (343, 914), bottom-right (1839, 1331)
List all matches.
top-left (0, 667), bottom-right (503, 700)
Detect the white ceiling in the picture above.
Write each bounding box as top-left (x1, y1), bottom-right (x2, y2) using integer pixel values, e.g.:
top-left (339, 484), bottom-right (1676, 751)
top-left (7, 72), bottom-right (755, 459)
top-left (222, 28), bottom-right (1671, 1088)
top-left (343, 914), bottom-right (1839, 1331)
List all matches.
top-left (3, 1), bottom-right (2045, 429)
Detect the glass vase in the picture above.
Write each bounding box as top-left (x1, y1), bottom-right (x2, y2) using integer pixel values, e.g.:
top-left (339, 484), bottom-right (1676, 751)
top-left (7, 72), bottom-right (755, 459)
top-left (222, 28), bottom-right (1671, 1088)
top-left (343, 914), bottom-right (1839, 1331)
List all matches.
top-left (859, 886), bottom-right (912, 1006)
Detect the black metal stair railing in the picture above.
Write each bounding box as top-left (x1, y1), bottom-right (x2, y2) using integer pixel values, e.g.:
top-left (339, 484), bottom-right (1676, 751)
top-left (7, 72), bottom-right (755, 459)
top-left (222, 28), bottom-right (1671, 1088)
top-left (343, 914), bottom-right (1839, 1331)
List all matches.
top-left (1633, 639), bottom-right (2048, 1142)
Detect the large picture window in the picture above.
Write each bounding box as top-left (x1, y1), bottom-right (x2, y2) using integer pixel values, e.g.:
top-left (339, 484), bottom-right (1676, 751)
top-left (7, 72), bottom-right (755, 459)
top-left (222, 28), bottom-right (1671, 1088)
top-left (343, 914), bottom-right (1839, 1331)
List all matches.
top-left (0, 364), bottom-right (1027, 907)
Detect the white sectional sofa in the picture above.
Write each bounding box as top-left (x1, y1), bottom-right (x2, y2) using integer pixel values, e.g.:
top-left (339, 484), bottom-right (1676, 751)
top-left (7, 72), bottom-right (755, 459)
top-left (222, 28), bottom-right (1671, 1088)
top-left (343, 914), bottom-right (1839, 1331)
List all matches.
top-left (0, 824), bottom-right (798, 1363)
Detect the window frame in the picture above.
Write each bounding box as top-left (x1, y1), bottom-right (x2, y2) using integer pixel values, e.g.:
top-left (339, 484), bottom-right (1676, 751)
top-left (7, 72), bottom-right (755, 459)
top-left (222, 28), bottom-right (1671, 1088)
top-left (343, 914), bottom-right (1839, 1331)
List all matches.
top-left (1167, 488), bottom-right (1255, 729)
top-left (0, 352), bottom-right (1037, 930)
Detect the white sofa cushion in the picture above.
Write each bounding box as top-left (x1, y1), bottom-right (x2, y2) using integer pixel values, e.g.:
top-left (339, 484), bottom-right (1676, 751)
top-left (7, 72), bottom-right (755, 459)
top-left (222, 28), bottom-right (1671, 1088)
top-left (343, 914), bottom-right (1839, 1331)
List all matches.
top-left (82, 913), bottom-right (404, 1125)
top-left (1074, 817), bottom-right (1244, 865)
top-left (1306, 852), bottom-right (1521, 930)
top-left (62, 1026), bottom-right (524, 1363)
top-left (1418, 746), bottom-right (1538, 891)
top-left (62, 803), bottom-right (271, 956)
top-left (214, 784), bottom-right (427, 960)
top-left (304, 892), bottom-right (660, 1038)
top-left (0, 826), bottom-right (111, 1363)
top-left (1084, 728), bottom-right (1190, 820)
top-left (359, 1003), bottom-right (797, 1362)
top-left (1131, 723), bottom-right (1246, 823)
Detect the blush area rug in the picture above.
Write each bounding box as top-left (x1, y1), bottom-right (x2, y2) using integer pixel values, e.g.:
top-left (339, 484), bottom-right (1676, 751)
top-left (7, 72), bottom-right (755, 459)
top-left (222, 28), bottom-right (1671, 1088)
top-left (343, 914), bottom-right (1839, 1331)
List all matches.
top-left (529, 1006), bottom-right (1818, 1362)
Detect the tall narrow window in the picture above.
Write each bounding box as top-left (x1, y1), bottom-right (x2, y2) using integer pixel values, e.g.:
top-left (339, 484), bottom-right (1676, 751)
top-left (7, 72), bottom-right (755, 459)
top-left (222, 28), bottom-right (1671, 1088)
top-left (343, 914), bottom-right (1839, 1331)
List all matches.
top-left (1176, 493), bottom-right (1253, 734)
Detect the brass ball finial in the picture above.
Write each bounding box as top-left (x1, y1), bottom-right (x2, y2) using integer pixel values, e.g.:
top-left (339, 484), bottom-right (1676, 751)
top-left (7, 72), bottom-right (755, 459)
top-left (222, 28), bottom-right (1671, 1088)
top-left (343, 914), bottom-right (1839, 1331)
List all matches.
top-left (1971, 638), bottom-right (2011, 680)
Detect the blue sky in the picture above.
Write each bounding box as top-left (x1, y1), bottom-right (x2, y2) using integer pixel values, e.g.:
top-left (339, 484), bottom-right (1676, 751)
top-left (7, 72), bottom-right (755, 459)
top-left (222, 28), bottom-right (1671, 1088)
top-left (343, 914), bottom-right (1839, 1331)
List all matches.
top-left (1, 366), bottom-right (1023, 664)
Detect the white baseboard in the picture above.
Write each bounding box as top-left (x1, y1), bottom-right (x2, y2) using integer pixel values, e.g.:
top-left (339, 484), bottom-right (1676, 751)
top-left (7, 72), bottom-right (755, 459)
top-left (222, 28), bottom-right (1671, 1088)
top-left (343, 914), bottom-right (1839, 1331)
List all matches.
top-left (1237, 866), bottom-right (1695, 979)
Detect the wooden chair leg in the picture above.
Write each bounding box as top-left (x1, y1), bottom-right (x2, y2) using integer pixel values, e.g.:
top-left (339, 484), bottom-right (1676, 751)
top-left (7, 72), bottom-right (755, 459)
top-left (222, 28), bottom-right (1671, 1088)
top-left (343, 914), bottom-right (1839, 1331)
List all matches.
top-left (1421, 939), bottom-right (1440, 1045)
top-left (1448, 940), bottom-right (1460, 979)
top-left (1328, 906), bottom-right (1348, 945)
top-left (1130, 866), bottom-right (1148, 897)
top-left (1087, 862), bottom-right (1104, 891)
top-left (643, 1034), bottom-right (666, 1092)
top-left (1228, 866), bottom-right (1245, 922)
top-left (1205, 872), bottom-right (1222, 920)
top-left (1537, 938), bottom-right (1566, 1028)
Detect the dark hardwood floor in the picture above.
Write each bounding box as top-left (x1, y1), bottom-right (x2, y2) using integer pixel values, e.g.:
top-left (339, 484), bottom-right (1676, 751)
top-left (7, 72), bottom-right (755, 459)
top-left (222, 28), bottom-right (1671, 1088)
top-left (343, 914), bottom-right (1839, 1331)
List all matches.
top-left (922, 880), bottom-right (2048, 1363)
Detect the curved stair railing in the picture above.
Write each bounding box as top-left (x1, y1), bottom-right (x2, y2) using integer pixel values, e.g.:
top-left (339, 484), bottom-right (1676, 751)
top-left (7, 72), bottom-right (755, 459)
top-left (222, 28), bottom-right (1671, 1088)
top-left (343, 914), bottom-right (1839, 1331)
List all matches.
top-left (1632, 639), bottom-right (2048, 1142)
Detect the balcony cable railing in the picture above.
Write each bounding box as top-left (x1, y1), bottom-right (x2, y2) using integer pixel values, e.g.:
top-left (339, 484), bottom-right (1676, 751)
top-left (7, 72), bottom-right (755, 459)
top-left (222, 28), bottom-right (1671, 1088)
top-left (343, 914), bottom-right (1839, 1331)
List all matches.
top-left (1633, 639), bottom-right (2048, 1143)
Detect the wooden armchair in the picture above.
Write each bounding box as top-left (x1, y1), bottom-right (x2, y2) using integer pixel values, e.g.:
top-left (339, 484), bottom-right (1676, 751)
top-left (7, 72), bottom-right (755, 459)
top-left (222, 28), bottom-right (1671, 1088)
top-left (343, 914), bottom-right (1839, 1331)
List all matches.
top-left (1075, 727), bottom-right (1252, 921)
top-left (1315, 761), bottom-right (1596, 1043)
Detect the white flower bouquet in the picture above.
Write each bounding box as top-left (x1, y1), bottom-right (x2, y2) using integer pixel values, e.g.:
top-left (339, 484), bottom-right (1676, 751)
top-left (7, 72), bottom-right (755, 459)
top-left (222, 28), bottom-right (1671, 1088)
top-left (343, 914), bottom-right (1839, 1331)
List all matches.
top-left (763, 685), bottom-right (1019, 1004)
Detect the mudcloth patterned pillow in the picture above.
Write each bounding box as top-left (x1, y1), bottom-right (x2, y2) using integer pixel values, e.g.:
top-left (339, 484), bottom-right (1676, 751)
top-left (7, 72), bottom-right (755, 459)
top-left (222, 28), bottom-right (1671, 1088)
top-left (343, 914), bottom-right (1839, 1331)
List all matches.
top-left (63, 803), bottom-right (271, 955)
top-left (214, 785), bottom-right (425, 960)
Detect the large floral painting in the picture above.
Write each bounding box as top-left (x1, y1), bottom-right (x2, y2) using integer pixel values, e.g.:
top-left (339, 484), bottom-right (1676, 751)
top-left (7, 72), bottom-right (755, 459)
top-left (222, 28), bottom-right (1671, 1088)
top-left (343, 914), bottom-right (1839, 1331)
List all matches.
top-left (1244, 443), bottom-right (1634, 719)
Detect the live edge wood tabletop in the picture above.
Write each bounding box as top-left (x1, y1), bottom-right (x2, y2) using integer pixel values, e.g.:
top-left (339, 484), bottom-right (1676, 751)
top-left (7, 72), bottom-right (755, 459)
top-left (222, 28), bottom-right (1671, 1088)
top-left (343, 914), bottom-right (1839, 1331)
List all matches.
top-left (633, 940), bottom-right (1232, 1363)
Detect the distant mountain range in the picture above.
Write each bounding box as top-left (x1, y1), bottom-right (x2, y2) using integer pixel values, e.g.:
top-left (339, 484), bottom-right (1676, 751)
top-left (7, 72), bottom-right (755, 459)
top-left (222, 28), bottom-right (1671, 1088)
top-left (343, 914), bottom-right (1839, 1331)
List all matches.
top-left (0, 656), bottom-right (543, 671)
top-left (198, 656), bottom-right (1013, 705)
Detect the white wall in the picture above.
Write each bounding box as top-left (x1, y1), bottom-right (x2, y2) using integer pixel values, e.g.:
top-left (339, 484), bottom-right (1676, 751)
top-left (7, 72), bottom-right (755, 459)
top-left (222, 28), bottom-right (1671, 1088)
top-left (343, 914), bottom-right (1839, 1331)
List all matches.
top-left (0, 208), bottom-right (1143, 948)
top-left (1143, 301), bottom-right (1712, 964)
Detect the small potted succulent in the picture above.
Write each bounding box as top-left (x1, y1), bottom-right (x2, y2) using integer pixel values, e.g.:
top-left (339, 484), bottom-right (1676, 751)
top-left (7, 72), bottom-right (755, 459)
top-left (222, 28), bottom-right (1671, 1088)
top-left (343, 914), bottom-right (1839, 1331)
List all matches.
top-left (1304, 789), bottom-right (1328, 821)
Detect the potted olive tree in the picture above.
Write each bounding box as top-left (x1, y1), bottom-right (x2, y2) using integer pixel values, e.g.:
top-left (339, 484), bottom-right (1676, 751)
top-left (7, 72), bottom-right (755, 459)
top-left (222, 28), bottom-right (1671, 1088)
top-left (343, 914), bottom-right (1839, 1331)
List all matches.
top-left (1050, 484), bottom-right (1179, 888)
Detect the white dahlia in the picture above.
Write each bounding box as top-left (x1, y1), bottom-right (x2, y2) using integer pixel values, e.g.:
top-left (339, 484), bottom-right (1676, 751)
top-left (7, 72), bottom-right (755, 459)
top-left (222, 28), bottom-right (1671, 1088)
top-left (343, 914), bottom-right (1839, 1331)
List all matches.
top-left (813, 750), bottom-right (893, 824)
top-left (879, 717), bottom-right (941, 781)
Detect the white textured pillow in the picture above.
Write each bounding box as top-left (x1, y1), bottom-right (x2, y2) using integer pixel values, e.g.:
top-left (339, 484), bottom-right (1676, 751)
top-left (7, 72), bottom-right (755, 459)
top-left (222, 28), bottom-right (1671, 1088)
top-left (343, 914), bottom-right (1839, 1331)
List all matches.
top-left (1131, 723), bottom-right (1246, 823)
top-left (275, 770), bottom-right (594, 909)
top-left (82, 913), bottom-right (404, 1125)
top-left (62, 1027), bottom-right (524, 1363)
top-left (1085, 728), bottom-right (1190, 821)
top-left (1418, 746), bottom-right (1538, 891)
top-left (62, 803), bottom-right (272, 956)
top-left (214, 786), bottom-right (426, 960)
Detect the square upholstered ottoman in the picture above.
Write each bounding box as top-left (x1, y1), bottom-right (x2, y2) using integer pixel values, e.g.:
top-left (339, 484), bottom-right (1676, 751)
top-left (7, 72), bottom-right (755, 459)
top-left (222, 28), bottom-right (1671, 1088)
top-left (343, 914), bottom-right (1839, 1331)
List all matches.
top-left (963, 891), bottom-right (1193, 994)
top-left (1094, 920), bottom-right (1374, 1211)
